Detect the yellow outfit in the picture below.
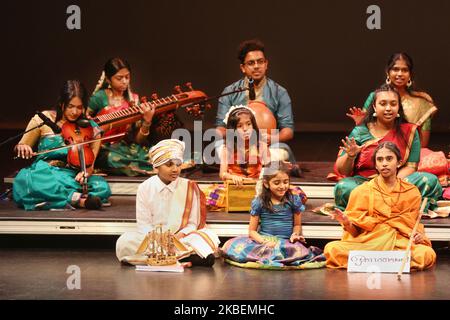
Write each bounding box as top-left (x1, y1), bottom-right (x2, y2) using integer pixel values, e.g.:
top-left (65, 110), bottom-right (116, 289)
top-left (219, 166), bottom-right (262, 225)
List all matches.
top-left (325, 176), bottom-right (436, 270)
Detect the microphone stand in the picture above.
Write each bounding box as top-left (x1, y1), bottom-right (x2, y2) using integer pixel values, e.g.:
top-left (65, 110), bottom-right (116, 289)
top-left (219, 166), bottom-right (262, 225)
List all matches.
top-left (182, 87), bottom-right (250, 178)
top-left (0, 119), bottom-right (52, 148)
top-left (0, 115), bottom-right (49, 201)
top-left (180, 87), bottom-right (249, 110)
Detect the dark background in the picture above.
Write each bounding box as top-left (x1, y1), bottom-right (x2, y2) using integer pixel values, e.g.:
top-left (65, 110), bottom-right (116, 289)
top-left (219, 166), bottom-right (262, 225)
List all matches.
top-left (1, 0), bottom-right (449, 133)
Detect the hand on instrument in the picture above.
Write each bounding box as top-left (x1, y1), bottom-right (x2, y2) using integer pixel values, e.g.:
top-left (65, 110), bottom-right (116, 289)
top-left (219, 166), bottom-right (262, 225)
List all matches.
top-left (229, 174), bottom-right (244, 188)
top-left (340, 136), bottom-right (362, 159)
top-left (140, 102), bottom-right (156, 123)
top-left (75, 168), bottom-right (92, 184)
top-left (15, 144), bottom-right (35, 159)
top-left (346, 107), bottom-right (366, 125)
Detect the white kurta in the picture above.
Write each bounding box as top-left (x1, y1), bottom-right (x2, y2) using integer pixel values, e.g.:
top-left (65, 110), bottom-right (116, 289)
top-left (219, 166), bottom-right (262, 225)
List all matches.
top-left (136, 175), bottom-right (198, 235)
top-left (116, 176), bottom-right (219, 263)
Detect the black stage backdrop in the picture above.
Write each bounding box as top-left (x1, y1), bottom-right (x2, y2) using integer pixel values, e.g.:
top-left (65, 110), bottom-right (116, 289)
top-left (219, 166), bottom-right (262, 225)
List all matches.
top-left (1, 0), bottom-right (449, 132)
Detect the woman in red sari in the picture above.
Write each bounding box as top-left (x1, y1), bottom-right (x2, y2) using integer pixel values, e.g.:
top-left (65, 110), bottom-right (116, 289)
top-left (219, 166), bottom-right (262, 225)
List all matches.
top-left (332, 84), bottom-right (442, 215)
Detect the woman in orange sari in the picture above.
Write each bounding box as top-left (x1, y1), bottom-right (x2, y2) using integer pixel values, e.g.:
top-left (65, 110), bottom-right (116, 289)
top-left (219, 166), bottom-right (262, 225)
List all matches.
top-left (325, 141), bottom-right (436, 270)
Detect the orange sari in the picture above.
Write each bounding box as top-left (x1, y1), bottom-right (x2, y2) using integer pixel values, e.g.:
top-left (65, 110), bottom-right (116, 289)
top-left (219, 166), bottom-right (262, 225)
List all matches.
top-left (227, 143), bottom-right (262, 178)
top-left (325, 176), bottom-right (436, 270)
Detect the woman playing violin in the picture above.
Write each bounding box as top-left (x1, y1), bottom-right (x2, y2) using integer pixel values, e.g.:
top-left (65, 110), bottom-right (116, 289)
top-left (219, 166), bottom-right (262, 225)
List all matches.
top-left (88, 57), bottom-right (156, 176)
top-left (13, 80), bottom-right (111, 210)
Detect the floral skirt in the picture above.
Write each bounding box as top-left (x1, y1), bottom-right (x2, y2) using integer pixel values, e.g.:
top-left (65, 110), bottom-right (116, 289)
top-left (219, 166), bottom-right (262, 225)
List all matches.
top-left (221, 235), bottom-right (326, 270)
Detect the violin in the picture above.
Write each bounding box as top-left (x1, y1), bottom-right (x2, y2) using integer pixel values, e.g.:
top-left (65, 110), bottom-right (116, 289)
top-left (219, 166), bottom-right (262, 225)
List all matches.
top-left (92, 83), bottom-right (209, 142)
top-left (61, 119), bottom-right (95, 194)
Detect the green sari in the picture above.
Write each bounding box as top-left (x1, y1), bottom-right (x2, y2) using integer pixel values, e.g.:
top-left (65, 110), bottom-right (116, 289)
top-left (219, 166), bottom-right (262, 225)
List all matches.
top-left (89, 90), bottom-right (152, 176)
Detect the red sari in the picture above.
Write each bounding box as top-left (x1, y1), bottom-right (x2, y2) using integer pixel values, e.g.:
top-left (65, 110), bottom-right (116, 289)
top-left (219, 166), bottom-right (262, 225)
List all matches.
top-left (328, 123), bottom-right (418, 180)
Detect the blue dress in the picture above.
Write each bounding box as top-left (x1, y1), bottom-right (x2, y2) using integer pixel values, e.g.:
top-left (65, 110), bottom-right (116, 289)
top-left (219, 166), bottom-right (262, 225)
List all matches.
top-left (221, 194), bottom-right (325, 269)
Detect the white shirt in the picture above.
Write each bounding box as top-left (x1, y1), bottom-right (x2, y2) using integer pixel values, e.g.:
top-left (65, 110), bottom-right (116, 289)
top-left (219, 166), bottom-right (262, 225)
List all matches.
top-left (136, 175), bottom-right (199, 235)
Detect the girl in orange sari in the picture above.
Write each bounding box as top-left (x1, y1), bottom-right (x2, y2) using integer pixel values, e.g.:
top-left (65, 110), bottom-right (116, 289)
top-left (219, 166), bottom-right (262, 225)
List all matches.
top-left (325, 142), bottom-right (436, 270)
top-left (219, 105), bottom-right (270, 186)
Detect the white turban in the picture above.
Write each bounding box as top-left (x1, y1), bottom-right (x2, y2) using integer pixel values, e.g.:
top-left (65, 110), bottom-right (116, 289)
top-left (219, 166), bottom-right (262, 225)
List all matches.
top-left (148, 139), bottom-right (185, 168)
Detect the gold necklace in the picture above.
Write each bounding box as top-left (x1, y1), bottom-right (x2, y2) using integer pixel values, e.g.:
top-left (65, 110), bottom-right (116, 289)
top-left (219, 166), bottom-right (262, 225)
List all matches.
top-left (107, 89), bottom-right (124, 107)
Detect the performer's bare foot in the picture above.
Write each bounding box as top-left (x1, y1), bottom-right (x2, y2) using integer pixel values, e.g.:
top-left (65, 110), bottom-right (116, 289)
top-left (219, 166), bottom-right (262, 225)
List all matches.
top-left (181, 262), bottom-right (192, 268)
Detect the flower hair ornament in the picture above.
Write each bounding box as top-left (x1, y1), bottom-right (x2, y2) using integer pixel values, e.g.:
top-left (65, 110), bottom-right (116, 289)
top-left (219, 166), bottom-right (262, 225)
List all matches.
top-left (92, 71), bottom-right (106, 95)
top-left (223, 105), bottom-right (257, 126)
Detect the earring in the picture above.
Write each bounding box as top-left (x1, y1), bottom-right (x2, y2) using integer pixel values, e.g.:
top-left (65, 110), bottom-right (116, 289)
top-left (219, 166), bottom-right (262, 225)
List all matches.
top-left (396, 114), bottom-right (400, 118)
top-left (373, 112), bottom-right (377, 117)
top-left (386, 77), bottom-right (391, 85)
top-left (407, 79), bottom-right (413, 87)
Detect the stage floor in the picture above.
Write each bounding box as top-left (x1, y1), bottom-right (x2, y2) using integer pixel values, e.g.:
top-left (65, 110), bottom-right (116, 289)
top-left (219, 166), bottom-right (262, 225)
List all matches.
top-left (0, 133), bottom-right (449, 302)
top-left (0, 247), bottom-right (449, 300)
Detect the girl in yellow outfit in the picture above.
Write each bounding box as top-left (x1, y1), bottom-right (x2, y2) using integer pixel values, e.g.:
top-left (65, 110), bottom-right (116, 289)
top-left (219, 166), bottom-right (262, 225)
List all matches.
top-left (325, 141), bottom-right (436, 270)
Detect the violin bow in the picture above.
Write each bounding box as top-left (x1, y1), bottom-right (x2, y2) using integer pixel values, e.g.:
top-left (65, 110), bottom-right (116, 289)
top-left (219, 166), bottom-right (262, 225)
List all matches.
top-left (397, 197), bottom-right (428, 280)
top-left (14, 132), bottom-right (126, 159)
top-left (77, 141), bottom-right (89, 195)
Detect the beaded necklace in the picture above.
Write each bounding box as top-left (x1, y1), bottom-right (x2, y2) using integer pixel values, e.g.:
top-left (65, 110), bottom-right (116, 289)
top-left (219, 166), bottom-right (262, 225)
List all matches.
top-left (374, 177), bottom-right (403, 211)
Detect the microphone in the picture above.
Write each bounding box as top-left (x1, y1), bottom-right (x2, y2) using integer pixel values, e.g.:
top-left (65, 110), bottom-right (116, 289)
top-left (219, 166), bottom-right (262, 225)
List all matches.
top-left (248, 77), bottom-right (255, 101)
top-left (36, 111), bottom-right (61, 134)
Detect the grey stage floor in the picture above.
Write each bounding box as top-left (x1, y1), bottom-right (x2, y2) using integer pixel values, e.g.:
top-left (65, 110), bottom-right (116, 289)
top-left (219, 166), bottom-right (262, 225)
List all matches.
top-left (0, 247), bottom-right (449, 300)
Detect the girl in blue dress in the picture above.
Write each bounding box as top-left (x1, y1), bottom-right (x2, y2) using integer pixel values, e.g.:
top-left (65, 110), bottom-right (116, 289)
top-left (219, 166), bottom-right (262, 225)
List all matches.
top-left (221, 161), bottom-right (325, 269)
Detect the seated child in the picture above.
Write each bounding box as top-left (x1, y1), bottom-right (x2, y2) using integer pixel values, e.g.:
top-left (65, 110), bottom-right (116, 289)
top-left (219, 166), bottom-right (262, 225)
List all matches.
top-left (219, 105), bottom-right (270, 187)
top-left (203, 105), bottom-right (270, 211)
top-left (116, 139), bottom-right (220, 267)
top-left (221, 161), bottom-right (325, 269)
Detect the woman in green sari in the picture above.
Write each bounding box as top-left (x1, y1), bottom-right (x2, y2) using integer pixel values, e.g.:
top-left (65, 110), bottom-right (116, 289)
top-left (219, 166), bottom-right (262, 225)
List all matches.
top-left (347, 53), bottom-right (448, 187)
top-left (13, 80), bottom-right (111, 210)
top-left (87, 57), bottom-right (156, 176)
top-left (333, 84), bottom-right (442, 214)
top-left (347, 53), bottom-right (437, 148)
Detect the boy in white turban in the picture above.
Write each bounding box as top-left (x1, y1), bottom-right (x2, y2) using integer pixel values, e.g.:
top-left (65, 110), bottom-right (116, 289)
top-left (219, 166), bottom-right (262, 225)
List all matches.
top-left (116, 139), bottom-right (219, 267)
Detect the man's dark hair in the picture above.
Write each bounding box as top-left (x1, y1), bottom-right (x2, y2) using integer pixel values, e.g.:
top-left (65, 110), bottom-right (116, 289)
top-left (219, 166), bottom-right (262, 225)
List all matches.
top-left (237, 39), bottom-right (265, 64)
